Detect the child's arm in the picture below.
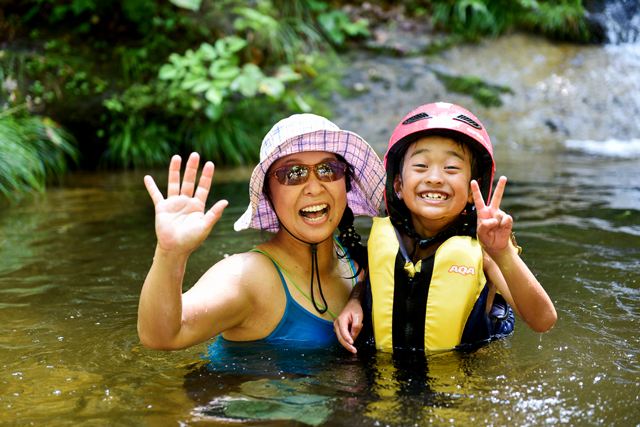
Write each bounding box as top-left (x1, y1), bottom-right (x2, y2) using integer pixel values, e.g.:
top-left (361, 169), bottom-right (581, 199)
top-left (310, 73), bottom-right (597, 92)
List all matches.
top-left (472, 177), bottom-right (557, 333)
top-left (334, 280), bottom-right (366, 354)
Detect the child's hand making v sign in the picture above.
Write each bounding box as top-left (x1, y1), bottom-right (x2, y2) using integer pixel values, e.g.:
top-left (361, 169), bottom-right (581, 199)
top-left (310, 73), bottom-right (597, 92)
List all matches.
top-left (471, 176), bottom-right (557, 334)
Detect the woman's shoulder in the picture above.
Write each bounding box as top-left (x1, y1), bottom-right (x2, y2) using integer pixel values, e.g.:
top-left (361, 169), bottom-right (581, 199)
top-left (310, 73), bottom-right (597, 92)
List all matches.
top-left (202, 249), bottom-right (279, 283)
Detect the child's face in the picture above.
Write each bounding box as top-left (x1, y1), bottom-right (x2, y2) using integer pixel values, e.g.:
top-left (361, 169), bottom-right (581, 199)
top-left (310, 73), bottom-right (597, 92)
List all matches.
top-left (394, 135), bottom-right (475, 237)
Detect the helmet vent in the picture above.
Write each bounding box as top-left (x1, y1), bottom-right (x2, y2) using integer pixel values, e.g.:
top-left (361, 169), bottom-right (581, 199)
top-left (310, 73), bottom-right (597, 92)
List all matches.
top-left (402, 112), bottom-right (431, 125)
top-left (454, 115), bottom-right (482, 129)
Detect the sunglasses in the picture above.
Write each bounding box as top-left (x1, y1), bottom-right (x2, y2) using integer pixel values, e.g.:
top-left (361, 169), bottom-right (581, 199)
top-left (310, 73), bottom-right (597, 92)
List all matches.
top-left (267, 161), bottom-right (347, 186)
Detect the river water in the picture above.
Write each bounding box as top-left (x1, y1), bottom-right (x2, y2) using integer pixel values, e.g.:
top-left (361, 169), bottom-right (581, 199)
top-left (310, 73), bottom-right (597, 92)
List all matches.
top-left (2, 33), bottom-right (640, 426)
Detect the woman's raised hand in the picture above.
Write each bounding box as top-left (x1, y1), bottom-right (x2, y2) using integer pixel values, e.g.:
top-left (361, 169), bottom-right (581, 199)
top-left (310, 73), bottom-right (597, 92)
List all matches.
top-left (471, 176), bottom-right (513, 257)
top-left (144, 152), bottom-right (228, 255)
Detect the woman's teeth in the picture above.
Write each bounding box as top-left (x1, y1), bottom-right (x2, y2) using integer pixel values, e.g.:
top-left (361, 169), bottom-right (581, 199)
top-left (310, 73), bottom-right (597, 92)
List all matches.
top-left (301, 204), bottom-right (328, 221)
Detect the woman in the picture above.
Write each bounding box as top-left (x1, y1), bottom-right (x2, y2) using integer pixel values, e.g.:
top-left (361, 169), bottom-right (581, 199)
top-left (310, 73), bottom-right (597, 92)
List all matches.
top-left (137, 114), bottom-right (385, 350)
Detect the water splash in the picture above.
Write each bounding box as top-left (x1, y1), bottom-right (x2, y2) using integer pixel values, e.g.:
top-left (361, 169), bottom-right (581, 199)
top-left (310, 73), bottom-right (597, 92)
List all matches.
top-left (565, 138), bottom-right (640, 158)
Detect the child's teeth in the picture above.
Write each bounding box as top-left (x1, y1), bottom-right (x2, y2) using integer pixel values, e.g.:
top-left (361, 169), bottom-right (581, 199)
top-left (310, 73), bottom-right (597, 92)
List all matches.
top-left (422, 193), bottom-right (446, 200)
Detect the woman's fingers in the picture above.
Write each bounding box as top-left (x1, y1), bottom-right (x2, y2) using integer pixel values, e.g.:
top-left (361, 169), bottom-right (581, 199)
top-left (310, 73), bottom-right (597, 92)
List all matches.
top-left (144, 175), bottom-right (164, 205)
top-left (203, 199), bottom-right (229, 228)
top-left (194, 161), bottom-right (214, 204)
top-left (180, 152), bottom-right (200, 198)
top-left (167, 155), bottom-right (182, 197)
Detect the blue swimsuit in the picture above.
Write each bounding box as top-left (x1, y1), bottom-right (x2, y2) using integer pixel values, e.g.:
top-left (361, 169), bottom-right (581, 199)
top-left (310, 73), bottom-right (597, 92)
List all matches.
top-left (220, 241), bottom-right (356, 346)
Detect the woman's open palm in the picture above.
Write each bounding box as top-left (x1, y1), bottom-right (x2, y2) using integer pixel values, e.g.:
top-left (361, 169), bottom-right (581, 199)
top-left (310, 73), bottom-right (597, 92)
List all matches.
top-left (144, 152), bottom-right (228, 254)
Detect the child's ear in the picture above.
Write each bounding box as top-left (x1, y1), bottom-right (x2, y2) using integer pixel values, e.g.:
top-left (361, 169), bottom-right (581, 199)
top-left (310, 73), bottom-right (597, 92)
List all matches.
top-left (393, 175), bottom-right (403, 200)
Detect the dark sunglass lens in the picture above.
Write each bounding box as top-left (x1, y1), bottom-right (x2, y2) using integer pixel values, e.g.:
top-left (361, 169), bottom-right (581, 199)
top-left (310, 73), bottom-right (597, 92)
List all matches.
top-left (281, 165), bottom-right (308, 185)
top-left (315, 163), bottom-right (336, 181)
top-left (333, 162), bottom-right (346, 179)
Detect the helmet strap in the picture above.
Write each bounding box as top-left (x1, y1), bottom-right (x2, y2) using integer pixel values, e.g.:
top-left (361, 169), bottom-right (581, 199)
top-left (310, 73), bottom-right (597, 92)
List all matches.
top-left (391, 203), bottom-right (477, 261)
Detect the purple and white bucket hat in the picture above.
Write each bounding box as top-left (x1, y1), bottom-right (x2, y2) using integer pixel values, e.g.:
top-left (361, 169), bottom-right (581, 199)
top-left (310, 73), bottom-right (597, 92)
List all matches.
top-left (234, 113), bottom-right (386, 233)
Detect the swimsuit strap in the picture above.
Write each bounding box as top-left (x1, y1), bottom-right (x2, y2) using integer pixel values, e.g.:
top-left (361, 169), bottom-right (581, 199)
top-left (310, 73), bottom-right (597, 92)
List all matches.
top-left (251, 243), bottom-right (353, 319)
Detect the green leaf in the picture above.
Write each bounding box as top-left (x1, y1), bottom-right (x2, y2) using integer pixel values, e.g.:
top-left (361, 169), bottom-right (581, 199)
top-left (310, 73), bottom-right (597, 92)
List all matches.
top-left (214, 38), bottom-right (230, 58)
top-left (212, 79), bottom-right (232, 90)
top-left (168, 0), bottom-right (201, 12)
top-left (199, 42), bottom-right (217, 60)
top-left (180, 75), bottom-right (208, 90)
top-left (168, 53), bottom-right (185, 66)
top-left (292, 93), bottom-right (312, 113)
top-left (231, 74), bottom-right (258, 97)
top-left (158, 64), bottom-right (178, 80)
top-left (274, 66), bottom-right (302, 83)
top-left (258, 77), bottom-right (285, 98)
top-left (225, 36), bottom-right (248, 54)
top-left (205, 87), bottom-right (223, 105)
top-left (213, 66), bottom-right (241, 81)
top-left (241, 63), bottom-right (264, 80)
top-left (191, 80), bottom-right (212, 93)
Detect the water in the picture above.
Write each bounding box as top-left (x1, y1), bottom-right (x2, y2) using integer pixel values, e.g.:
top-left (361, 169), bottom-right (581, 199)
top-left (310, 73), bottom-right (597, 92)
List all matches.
top-left (2, 32), bottom-right (640, 427)
top-left (1, 143), bottom-right (639, 426)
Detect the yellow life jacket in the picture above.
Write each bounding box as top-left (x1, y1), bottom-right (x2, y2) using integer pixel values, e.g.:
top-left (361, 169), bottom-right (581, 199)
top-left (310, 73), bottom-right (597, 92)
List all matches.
top-left (368, 217), bottom-right (487, 351)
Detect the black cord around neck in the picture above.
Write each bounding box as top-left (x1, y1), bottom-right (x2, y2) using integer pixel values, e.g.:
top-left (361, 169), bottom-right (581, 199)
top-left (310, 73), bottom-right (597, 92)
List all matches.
top-left (266, 193), bottom-right (332, 315)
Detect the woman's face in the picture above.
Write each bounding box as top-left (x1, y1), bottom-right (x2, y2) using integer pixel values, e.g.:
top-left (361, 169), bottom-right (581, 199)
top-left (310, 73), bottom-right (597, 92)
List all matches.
top-left (266, 151), bottom-right (348, 243)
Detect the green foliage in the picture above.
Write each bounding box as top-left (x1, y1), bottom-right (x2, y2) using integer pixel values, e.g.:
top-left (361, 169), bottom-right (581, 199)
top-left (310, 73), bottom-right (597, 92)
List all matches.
top-left (0, 114), bottom-right (79, 203)
top-left (157, 36), bottom-right (301, 110)
top-left (102, 33), bottom-right (314, 167)
top-left (434, 71), bottom-right (512, 107)
top-left (103, 116), bottom-right (173, 168)
top-left (429, 0), bottom-right (591, 42)
top-left (2, 43), bottom-right (109, 111)
top-left (169, 0), bottom-right (203, 11)
top-left (314, 3), bottom-right (370, 47)
top-left (233, 2), bottom-right (325, 64)
top-left (180, 99), bottom-right (280, 165)
top-left (21, 0), bottom-right (160, 35)
top-left (1, 0), bottom-right (373, 179)
top-left (524, 0), bottom-right (591, 42)
top-left (432, 0), bottom-right (498, 40)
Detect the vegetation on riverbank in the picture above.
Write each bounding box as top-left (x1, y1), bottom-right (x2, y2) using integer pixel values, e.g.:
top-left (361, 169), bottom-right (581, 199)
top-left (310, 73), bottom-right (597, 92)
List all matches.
top-left (1, 0), bottom-right (594, 202)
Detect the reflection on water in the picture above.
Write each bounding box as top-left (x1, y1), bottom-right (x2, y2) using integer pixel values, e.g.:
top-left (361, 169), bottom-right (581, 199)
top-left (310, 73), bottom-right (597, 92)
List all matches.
top-left (1, 144), bottom-right (639, 426)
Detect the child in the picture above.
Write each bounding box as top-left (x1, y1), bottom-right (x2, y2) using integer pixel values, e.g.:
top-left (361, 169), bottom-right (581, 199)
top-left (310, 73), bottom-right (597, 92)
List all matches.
top-left (334, 102), bottom-right (557, 353)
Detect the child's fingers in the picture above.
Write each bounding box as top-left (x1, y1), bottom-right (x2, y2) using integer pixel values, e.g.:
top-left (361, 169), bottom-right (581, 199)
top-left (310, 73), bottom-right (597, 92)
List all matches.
top-left (489, 176), bottom-right (507, 211)
top-left (498, 212), bottom-right (513, 231)
top-left (144, 175), bottom-right (164, 205)
top-left (477, 218), bottom-right (499, 236)
top-left (334, 318), bottom-right (358, 354)
top-left (471, 180), bottom-right (487, 211)
top-left (350, 313), bottom-right (363, 341)
top-left (339, 318), bottom-right (354, 345)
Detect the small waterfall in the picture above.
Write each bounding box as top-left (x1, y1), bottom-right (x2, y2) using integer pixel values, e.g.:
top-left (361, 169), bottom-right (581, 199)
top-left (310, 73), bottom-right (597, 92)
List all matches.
top-left (586, 0), bottom-right (640, 44)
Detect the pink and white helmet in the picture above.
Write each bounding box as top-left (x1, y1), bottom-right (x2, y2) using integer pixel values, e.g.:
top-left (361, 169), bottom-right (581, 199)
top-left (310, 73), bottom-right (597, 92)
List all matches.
top-left (384, 102), bottom-right (495, 228)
